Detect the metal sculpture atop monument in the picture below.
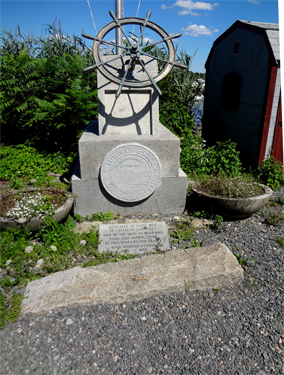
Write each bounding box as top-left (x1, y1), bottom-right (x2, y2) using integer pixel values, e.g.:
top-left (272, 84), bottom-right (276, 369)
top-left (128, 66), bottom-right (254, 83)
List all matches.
top-left (72, 10), bottom-right (189, 216)
top-left (82, 10), bottom-right (187, 97)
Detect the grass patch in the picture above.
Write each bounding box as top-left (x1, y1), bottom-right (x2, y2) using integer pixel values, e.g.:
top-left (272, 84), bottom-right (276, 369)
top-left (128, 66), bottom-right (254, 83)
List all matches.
top-left (0, 144), bottom-right (72, 189)
top-left (0, 291), bottom-right (23, 328)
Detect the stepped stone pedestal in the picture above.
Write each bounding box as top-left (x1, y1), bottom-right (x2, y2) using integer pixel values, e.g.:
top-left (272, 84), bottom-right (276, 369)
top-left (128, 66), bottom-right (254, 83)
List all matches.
top-left (72, 56), bottom-right (188, 216)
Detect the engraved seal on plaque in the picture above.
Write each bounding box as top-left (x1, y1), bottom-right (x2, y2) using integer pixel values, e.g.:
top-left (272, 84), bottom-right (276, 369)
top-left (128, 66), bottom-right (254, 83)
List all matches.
top-left (100, 143), bottom-right (162, 202)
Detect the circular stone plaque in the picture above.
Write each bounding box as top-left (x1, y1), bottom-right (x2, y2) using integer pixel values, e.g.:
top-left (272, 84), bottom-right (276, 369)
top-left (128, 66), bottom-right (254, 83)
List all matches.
top-left (100, 143), bottom-right (162, 202)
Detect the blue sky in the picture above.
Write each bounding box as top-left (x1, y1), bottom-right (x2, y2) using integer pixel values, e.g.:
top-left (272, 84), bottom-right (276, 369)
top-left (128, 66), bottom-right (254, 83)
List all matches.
top-left (1, 0), bottom-right (280, 73)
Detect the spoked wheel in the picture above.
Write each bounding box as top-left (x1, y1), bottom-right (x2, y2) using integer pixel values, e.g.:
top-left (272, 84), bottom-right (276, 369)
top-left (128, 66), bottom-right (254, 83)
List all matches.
top-left (82, 10), bottom-right (187, 97)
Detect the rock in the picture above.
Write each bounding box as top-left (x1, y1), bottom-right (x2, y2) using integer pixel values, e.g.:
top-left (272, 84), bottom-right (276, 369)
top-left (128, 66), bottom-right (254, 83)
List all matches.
top-left (21, 242), bottom-right (244, 315)
top-left (79, 240), bottom-right (87, 246)
top-left (17, 218), bottom-right (27, 224)
top-left (5, 259), bottom-right (12, 266)
top-left (50, 246), bottom-right (57, 252)
top-left (25, 246), bottom-right (34, 254)
top-left (35, 259), bottom-right (44, 268)
top-left (66, 318), bottom-right (73, 325)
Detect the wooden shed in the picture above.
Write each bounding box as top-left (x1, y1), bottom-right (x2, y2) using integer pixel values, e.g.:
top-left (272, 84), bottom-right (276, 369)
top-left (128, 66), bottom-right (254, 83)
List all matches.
top-left (202, 20), bottom-right (282, 169)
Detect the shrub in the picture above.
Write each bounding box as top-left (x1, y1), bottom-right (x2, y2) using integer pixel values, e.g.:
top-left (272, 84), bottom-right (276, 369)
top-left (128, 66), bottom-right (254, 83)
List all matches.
top-left (180, 136), bottom-right (243, 177)
top-left (256, 157), bottom-right (283, 191)
top-left (1, 51), bottom-right (98, 153)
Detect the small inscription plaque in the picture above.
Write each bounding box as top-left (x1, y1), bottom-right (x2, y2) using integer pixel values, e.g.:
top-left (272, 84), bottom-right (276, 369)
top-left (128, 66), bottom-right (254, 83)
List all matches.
top-left (100, 143), bottom-right (161, 202)
top-left (98, 222), bottom-right (170, 254)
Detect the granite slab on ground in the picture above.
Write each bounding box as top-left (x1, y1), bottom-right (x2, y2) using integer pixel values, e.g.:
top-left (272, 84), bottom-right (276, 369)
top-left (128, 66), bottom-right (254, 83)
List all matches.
top-left (21, 242), bottom-right (243, 315)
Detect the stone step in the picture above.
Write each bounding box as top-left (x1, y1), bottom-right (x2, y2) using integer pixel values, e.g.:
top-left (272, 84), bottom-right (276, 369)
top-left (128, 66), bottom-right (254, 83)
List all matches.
top-left (21, 243), bottom-right (243, 315)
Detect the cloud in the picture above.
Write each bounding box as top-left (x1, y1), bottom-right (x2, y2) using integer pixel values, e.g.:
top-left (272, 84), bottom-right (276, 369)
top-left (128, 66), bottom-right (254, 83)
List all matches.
top-left (172, 0), bottom-right (218, 15)
top-left (248, 0), bottom-right (259, 3)
top-left (181, 24), bottom-right (219, 37)
top-left (161, 4), bottom-right (174, 9)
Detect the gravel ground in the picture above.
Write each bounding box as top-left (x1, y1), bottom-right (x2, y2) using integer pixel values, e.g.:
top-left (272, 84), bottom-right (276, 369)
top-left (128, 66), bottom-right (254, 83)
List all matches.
top-left (1, 189), bottom-right (284, 375)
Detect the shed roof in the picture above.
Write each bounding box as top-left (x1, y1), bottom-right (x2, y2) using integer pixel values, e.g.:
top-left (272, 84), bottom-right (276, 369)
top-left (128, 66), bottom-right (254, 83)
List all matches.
top-left (205, 20), bottom-right (280, 67)
top-left (239, 21), bottom-right (280, 61)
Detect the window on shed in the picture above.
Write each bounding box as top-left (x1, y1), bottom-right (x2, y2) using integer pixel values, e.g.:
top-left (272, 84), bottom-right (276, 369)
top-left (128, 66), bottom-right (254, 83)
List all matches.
top-left (221, 72), bottom-right (242, 110)
top-left (233, 41), bottom-right (240, 55)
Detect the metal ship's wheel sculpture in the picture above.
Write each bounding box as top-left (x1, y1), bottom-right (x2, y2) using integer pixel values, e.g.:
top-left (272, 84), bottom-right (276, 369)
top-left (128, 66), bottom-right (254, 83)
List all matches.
top-left (82, 10), bottom-right (187, 97)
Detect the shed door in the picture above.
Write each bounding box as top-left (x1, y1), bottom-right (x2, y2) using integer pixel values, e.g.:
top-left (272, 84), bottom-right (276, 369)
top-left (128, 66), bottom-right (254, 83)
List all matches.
top-left (271, 93), bottom-right (283, 165)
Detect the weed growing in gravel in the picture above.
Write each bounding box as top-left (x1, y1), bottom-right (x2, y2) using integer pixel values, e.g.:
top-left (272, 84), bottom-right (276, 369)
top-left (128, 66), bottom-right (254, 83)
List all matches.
top-left (74, 213), bottom-right (85, 223)
top-left (211, 215), bottom-right (223, 229)
top-left (244, 277), bottom-right (259, 290)
top-left (74, 212), bottom-right (117, 223)
top-left (235, 253), bottom-right (255, 271)
top-left (268, 197), bottom-right (284, 206)
top-left (91, 211), bottom-right (116, 221)
top-left (191, 238), bottom-right (202, 247)
top-left (276, 238), bottom-right (284, 247)
top-left (170, 220), bottom-right (194, 244)
top-left (265, 211), bottom-right (284, 226)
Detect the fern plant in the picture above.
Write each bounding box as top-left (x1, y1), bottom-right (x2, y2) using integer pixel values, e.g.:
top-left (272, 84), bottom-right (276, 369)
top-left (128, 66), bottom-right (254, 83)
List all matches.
top-left (1, 51), bottom-right (98, 152)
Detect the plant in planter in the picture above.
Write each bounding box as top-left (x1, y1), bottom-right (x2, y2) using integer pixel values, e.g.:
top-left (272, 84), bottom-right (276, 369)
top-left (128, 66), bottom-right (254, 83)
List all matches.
top-left (0, 188), bottom-right (74, 232)
top-left (191, 175), bottom-right (272, 219)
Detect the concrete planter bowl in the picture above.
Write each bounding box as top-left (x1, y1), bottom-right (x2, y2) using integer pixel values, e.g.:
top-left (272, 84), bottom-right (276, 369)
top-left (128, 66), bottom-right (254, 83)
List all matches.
top-left (191, 183), bottom-right (272, 219)
top-left (0, 188), bottom-right (74, 232)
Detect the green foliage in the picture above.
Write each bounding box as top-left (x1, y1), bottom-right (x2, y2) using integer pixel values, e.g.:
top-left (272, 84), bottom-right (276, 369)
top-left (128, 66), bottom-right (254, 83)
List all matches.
top-left (91, 211), bottom-right (115, 222)
top-left (154, 50), bottom-right (197, 139)
top-left (1, 22), bottom-right (93, 61)
top-left (170, 220), bottom-right (194, 244)
top-left (82, 251), bottom-right (137, 268)
top-left (255, 157), bottom-right (284, 191)
top-left (5, 293), bottom-right (23, 323)
top-left (191, 238), bottom-right (202, 247)
top-left (235, 253), bottom-right (255, 271)
top-left (244, 277), bottom-right (259, 290)
top-left (268, 197), bottom-right (284, 206)
top-left (74, 214), bottom-right (85, 223)
top-left (1, 22), bottom-right (97, 153)
top-left (211, 215), bottom-right (223, 229)
top-left (0, 291), bottom-right (23, 329)
top-left (159, 92), bottom-right (194, 139)
top-left (0, 144), bottom-right (71, 187)
top-left (0, 292), bottom-right (6, 328)
top-left (276, 237), bottom-right (284, 247)
top-left (1, 51), bottom-right (98, 152)
top-left (180, 137), bottom-right (243, 177)
top-left (265, 211), bottom-right (284, 226)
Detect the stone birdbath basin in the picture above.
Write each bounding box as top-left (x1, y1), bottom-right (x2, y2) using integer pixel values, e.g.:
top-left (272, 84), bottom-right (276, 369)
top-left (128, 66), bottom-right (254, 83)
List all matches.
top-left (191, 181), bottom-right (272, 220)
top-left (0, 188), bottom-right (74, 232)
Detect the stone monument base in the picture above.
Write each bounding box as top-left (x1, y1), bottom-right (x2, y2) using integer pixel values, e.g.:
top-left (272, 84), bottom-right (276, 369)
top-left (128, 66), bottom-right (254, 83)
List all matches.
top-left (71, 120), bottom-right (188, 216)
top-left (72, 167), bottom-right (187, 216)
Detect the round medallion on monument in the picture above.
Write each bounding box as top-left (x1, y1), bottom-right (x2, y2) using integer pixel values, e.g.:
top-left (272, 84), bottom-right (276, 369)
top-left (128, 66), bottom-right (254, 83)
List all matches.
top-left (100, 143), bottom-right (162, 202)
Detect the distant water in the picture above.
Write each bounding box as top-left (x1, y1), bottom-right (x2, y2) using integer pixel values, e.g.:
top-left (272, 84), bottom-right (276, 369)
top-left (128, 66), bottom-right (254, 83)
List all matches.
top-left (192, 100), bottom-right (204, 126)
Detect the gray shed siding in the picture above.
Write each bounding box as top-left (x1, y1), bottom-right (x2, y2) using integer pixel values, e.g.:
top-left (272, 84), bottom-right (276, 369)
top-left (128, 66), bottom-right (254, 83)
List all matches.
top-left (203, 26), bottom-right (271, 167)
